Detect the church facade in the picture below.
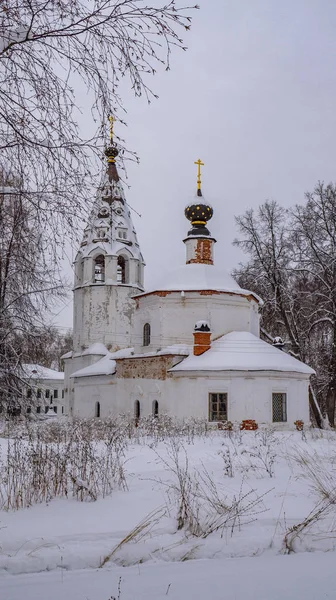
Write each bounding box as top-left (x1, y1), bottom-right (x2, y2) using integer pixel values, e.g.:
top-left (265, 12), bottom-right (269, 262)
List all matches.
top-left (62, 129), bottom-right (314, 427)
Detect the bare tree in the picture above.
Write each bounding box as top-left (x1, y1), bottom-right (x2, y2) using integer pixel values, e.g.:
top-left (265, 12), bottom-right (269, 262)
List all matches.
top-left (292, 182), bottom-right (336, 425)
top-left (0, 0), bottom-right (198, 246)
top-left (233, 198), bottom-right (324, 426)
top-left (19, 326), bottom-right (73, 371)
top-left (0, 174), bottom-right (65, 411)
top-left (234, 201), bottom-right (304, 358)
top-left (0, 1), bottom-right (197, 411)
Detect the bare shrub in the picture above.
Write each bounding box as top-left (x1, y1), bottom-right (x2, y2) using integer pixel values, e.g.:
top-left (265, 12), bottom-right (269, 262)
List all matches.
top-left (283, 448), bottom-right (336, 552)
top-left (0, 421), bottom-right (128, 510)
top-left (99, 507), bottom-right (166, 568)
top-left (218, 446), bottom-right (234, 477)
top-left (156, 438), bottom-right (270, 539)
top-left (241, 432), bottom-right (278, 478)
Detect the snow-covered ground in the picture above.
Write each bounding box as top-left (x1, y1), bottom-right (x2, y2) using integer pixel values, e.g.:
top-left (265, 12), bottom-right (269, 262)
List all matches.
top-left (2, 553), bottom-right (336, 600)
top-left (1, 426), bottom-right (336, 598)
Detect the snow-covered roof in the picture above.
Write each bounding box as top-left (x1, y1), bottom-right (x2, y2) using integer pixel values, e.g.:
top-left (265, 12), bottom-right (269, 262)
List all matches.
top-left (22, 364), bottom-right (64, 381)
top-left (71, 347), bottom-right (135, 378)
top-left (71, 345), bottom-right (191, 378)
top-left (81, 343), bottom-right (109, 356)
top-left (61, 350), bottom-right (73, 360)
top-left (134, 263), bottom-right (262, 304)
top-left (170, 331), bottom-right (315, 375)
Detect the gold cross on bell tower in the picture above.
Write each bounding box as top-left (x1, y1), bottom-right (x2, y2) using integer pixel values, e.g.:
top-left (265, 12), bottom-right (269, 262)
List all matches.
top-left (194, 158), bottom-right (204, 193)
top-left (108, 114), bottom-right (114, 143)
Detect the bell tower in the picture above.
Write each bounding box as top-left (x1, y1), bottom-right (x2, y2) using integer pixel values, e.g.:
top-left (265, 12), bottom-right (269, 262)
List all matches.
top-left (72, 117), bottom-right (145, 352)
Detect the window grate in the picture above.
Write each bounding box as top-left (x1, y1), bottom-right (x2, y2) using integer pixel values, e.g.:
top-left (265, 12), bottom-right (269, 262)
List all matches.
top-left (272, 393), bottom-right (287, 422)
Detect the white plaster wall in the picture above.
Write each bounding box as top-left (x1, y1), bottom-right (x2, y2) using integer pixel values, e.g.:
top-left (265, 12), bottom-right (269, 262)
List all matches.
top-left (133, 293), bottom-right (260, 352)
top-left (73, 374), bottom-right (119, 419)
top-left (73, 284), bottom-right (140, 352)
top-left (64, 353), bottom-right (105, 416)
top-left (72, 370), bottom-right (310, 427)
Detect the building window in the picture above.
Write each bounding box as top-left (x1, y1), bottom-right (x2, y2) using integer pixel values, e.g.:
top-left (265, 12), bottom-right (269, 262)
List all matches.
top-left (54, 389), bottom-right (58, 399)
top-left (152, 400), bottom-right (159, 417)
top-left (37, 388), bottom-right (41, 399)
top-left (117, 255), bottom-right (127, 284)
top-left (26, 406), bottom-right (31, 414)
top-left (134, 400), bottom-right (140, 421)
top-left (209, 393), bottom-right (228, 421)
top-left (36, 406), bottom-right (41, 414)
top-left (94, 255), bottom-right (105, 282)
top-left (45, 406), bottom-right (49, 414)
top-left (95, 401), bottom-right (100, 418)
top-left (45, 389), bottom-right (50, 399)
top-left (27, 388), bottom-right (32, 399)
top-left (143, 323), bottom-right (151, 347)
top-left (62, 406), bottom-right (64, 414)
top-left (54, 406), bottom-right (57, 414)
top-left (272, 393), bottom-right (287, 422)
top-left (137, 263), bottom-right (142, 286)
top-left (62, 389), bottom-right (64, 399)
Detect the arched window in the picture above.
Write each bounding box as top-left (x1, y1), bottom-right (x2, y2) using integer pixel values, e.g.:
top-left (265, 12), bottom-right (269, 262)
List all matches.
top-left (117, 255), bottom-right (128, 284)
top-left (134, 400), bottom-right (140, 421)
top-left (137, 262), bottom-right (143, 287)
top-left (95, 401), bottom-right (100, 418)
top-left (152, 400), bottom-right (159, 418)
top-left (75, 259), bottom-right (84, 285)
top-left (143, 323), bottom-right (151, 347)
top-left (94, 255), bottom-right (105, 282)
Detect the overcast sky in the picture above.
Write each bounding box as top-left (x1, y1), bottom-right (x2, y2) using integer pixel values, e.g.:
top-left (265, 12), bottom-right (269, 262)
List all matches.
top-left (54, 0), bottom-right (336, 330)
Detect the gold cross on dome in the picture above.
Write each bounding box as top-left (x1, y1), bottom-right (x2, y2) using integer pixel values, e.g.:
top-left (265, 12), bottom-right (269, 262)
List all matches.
top-left (194, 158), bottom-right (204, 191)
top-left (108, 114), bottom-right (114, 143)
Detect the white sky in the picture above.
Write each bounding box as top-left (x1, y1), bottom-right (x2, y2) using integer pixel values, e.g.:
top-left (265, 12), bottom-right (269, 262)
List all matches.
top-left (53, 0), bottom-right (336, 330)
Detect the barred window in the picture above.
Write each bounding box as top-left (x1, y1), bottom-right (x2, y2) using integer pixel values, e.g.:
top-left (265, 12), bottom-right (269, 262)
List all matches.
top-left (209, 393), bottom-right (228, 422)
top-left (272, 393), bottom-right (287, 422)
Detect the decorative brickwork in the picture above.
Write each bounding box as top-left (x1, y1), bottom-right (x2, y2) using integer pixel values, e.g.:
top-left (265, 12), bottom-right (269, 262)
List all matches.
top-left (193, 331), bottom-right (211, 356)
top-left (116, 355), bottom-right (177, 380)
top-left (153, 291), bottom-right (172, 297)
top-left (187, 238), bottom-right (213, 265)
top-left (240, 419), bottom-right (258, 431)
top-left (199, 290), bottom-right (221, 296)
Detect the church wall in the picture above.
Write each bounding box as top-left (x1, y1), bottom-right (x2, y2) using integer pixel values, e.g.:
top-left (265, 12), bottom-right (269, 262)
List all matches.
top-left (71, 369), bottom-right (310, 427)
top-left (64, 353), bottom-right (106, 416)
top-left (72, 374), bottom-right (117, 418)
top-left (73, 284), bottom-right (139, 352)
top-left (133, 292), bottom-right (260, 351)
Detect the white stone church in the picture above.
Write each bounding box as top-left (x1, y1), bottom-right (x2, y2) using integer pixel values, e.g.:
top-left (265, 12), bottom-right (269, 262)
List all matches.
top-left (62, 132), bottom-right (314, 427)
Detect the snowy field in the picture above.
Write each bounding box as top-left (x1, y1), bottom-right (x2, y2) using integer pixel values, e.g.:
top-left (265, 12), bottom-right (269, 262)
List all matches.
top-left (1, 420), bottom-right (336, 599)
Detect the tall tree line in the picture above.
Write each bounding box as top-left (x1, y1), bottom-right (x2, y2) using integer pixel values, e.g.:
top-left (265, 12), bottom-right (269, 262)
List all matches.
top-left (234, 182), bottom-right (336, 425)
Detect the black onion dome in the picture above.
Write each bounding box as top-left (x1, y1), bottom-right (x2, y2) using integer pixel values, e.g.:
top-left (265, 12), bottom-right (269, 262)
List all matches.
top-left (104, 145), bottom-right (119, 161)
top-left (185, 203), bottom-right (213, 225)
top-left (185, 191), bottom-right (213, 237)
